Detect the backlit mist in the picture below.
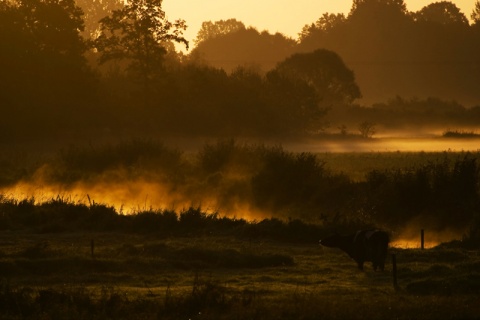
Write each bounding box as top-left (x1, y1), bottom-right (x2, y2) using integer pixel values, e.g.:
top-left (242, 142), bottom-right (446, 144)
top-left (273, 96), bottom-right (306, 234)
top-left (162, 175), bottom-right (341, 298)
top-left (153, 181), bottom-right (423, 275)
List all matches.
top-left (1, 0), bottom-right (480, 247)
top-left (3, 2), bottom-right (480, 317)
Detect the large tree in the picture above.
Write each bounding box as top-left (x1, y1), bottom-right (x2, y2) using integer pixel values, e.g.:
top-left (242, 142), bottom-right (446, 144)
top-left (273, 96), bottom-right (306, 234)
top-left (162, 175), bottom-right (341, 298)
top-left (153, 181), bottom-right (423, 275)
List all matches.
top-left (190, 26), bottom-right (296, 73)
top-left (94, 0), bottom-right (188, 94)
top-left (0, 0), bottom-right (95, 140)
top-left (271, 49), bottom-right (361, 107)
top-left (414, 1), bottom-right (469, 26)
top-left (75, 0), bottom-right (124, 39)
top-left (472, 1), bottom-right (480, 24)
top-left (298, 13), bottom-right (346, 43)
top-left (194, 18), bottom-right (245, 46)
top-left (0, 0), bottom-right (91, 102)
top-left (349, 0), bottom-right (407, 16)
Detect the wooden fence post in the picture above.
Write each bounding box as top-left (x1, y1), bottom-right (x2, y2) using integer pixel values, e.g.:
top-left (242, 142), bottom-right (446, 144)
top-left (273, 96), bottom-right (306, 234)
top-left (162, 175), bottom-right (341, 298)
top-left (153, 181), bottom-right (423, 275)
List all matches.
top-left (421, 229), bottom-right (425, 250)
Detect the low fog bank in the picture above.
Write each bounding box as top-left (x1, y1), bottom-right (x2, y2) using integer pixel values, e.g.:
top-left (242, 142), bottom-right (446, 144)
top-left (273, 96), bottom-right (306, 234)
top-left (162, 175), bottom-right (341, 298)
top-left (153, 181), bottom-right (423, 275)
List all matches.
top-left (0, 139), bottom-right (479, 247)
top-left (390, 223), bottom-right (464, 249)
top-left (284, 137), bottom-right (480, 153)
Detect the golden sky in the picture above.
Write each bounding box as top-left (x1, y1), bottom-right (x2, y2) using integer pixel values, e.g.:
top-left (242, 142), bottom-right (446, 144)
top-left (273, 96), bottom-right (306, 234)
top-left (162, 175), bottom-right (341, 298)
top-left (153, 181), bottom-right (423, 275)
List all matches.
top-left (163, 0), bottom-right (475, 46)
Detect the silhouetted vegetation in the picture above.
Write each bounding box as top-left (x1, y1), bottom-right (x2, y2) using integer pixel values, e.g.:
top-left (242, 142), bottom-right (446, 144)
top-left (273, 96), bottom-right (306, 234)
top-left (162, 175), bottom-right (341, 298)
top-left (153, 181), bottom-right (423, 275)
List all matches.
top-left (192, 22), bottom-right (296, 73)
top-left (1, 0), bottom-right (479, 143)
top-left (442, 130), bottom-right (480, 138)
top-left (1, 139), bottom-right (480, 246)
top-left (362, 154), bottom-right (480, 231)
top-left (299, 0), bottom-right (480, 108)
top-left (2, 1), bottom-right (480, 318)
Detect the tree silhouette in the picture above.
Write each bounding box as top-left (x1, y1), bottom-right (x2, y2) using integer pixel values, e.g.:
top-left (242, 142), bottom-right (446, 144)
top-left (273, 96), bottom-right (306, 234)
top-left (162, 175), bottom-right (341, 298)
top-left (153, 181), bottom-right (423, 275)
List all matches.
top-left (298, 0), bottom-right (480, 106)
top-left (272, 49), bottom-right (361, 106)
top-left (298, 13), bottom-right (346, 42)
top-left (261, 69), bottom-right (321, 135)
top-left (14, 0), bottom-right (87, 58)
top-left (194, 19), bottom-right (245, 46)
top-left (94, 0), bottom-right (188, 97)
top-left (190, 26), bottom-right (296, 73)
top-left (0, 0), bottom-right (96, 140)
top-left (472, 1), bottom-right (480, 24)
top-left (0, 0), bottom-right (90, 100)
top-left (75, 0), bottom-right (124, 39)
top-left (358, 121), bottom-right (376, 138)
top-left (414, 1), bottom-right (469, 26)
top-left (349, 0), bottom-right (407, 16)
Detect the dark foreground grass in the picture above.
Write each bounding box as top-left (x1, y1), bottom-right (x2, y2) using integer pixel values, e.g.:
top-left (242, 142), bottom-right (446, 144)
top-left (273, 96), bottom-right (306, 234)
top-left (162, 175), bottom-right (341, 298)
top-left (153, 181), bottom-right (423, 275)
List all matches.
top-left (1, 280), bottom-right (478, 320)
top-left (0, 232), bottom-right (479, 319)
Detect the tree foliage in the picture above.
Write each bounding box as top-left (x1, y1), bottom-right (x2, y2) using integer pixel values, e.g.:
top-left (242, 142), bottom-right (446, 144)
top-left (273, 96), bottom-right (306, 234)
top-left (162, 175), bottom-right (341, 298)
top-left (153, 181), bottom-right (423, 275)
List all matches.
top-left (272, 49), bottom-right (361, 106)
top-left (190, 25), bottom-right (296, 73)
top-left (94, 0), bottom-right (188, 88)
top-left (1, 0), bottom-right (480, 142)
top-left (349, 0), bottom-right (407, 17)
top-left (0, 0), bottom-right (94, 140)
top-left (75, 0), bottom-right (124, 38)
top-left (299, 13), bottom-right (346, 42)
top-left (297, 0), bottom-right (479, 106)
top-left (194, 18), bottom-right (245, 45)
top-left (472, 1), bottom-right (480, 24)
top-left (414, 1), bottom-right (469, 26)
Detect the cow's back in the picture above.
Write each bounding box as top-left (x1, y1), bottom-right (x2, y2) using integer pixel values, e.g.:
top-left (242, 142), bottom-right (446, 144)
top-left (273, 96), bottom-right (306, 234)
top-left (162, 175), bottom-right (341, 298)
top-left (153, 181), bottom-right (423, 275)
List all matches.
top-left (353, 229), bottom-right (389, 271)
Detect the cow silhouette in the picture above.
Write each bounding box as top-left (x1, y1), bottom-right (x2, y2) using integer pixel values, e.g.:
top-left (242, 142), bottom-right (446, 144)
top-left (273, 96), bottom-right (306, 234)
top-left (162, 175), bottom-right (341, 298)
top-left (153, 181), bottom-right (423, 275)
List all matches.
top-left (320, 229), bottom-right (389, 271)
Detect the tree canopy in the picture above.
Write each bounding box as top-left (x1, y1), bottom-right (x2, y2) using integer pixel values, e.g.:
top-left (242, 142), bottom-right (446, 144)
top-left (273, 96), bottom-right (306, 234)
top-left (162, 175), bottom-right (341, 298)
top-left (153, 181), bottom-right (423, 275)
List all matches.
top-left (414, 1), bottom-right (469, 26)
top-left (296, 0), bottom-right (479, 106)
top-left (194, 19), bottom-right (245, 46)
top-left (0, 0), bottom-right (96, 140)
top-left (472, 1), bottom-right (480, 24)
top-left (298, 13), bottom-right (346, 42)
top-left (1, 0), bottom-right (480, 142)
top-left (75, 0), bottom-right (124, 39)
top-left (349, 0), bottom-right (408, 17)
top-left (94, 0), bottom-right (188, 89)
top-left (190, 25), bottom-right (296, 73)
top-left (271, 49), bottom-right (361, 106)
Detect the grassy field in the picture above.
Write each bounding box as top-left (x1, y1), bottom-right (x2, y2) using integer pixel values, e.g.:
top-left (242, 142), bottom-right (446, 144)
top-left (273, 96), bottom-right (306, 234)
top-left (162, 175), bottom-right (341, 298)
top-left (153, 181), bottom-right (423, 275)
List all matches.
top-left (317, 150), bottom-right (478, 182)
top-left (1, 231), bottom-right (479, 319)
top-left (0, 142), bottom-right (479, 318)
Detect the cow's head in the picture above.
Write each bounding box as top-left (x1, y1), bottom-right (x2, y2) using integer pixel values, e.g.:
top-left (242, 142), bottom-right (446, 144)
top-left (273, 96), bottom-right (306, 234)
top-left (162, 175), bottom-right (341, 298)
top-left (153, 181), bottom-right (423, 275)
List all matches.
top-left (319, 233), bottom-right (341, 248)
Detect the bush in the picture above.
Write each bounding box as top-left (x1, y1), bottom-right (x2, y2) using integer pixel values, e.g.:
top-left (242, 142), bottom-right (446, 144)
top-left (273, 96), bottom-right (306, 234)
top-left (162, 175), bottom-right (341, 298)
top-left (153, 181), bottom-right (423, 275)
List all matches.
top-left (48, 138), bottom-right (185, 184)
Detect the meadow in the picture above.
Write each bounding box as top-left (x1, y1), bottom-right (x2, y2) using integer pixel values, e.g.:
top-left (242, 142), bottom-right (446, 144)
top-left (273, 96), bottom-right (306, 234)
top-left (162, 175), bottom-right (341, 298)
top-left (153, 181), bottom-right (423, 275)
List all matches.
top-left (0, 139), bottom-right (479, 319)
top-left (1, 225), bottom-right (479, 319)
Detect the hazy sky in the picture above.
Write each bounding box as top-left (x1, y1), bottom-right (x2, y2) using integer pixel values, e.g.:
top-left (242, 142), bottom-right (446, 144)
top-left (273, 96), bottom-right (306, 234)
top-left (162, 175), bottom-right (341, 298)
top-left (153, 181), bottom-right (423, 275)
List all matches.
top-left (163, 0), bottom-right (475, 46)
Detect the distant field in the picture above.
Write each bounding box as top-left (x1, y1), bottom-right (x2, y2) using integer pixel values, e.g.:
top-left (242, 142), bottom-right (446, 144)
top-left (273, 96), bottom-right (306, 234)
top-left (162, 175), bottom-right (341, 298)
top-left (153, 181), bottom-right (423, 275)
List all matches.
top-left (1, 232), bottom-right (479, 319)
top-left (317, 150), bottom-right (479, 181)
top-left (283, 136), bottom-right (480, 154)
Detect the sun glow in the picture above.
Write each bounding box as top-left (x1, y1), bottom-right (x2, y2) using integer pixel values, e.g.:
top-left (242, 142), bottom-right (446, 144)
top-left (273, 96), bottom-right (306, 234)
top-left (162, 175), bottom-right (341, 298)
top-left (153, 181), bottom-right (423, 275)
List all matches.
top-left (390, 227), bottom-right (463, 249)
top-left (162, 0), bottom-right (475, 50)
top-left (284, 137), bottom-right (480, 153)
top-left (0, 179), bottom-right (268, 221)
top-left (390, 239), bottom-right (439, 249)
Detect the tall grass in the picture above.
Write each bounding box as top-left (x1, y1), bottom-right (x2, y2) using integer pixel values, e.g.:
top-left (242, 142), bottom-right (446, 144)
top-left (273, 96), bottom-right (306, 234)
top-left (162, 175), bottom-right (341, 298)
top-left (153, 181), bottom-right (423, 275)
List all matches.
top-left (0, 194), bottom-right (326, 243)
top-left (1, 273), bottom-right (479, 319)
top-left (0, 139), bottom-right (479, 241)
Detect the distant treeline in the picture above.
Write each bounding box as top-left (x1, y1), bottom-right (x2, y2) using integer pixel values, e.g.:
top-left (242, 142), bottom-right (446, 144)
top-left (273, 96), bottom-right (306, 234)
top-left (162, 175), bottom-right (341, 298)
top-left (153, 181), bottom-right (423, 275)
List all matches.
top-left (1, 139), bottom-right (479, 245)
top-left (195, 1), bottom-right (480, 107)
top-left (1, 0), bottom-right (480, 143)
